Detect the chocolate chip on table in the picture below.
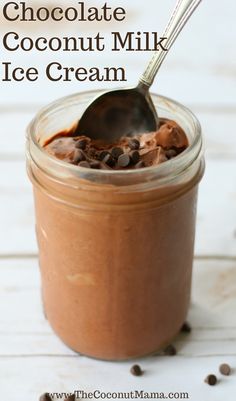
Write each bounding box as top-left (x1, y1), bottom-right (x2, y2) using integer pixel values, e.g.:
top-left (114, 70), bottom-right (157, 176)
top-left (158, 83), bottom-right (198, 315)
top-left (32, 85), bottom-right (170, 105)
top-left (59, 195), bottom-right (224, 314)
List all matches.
top-left (73, 149), bottom-right (86, 164)
top-left (117, 153), bottom-right (130, 167)
top-left (164, 344), bottom-right (177, 356)
top-left (78, 161), bottom-right (91, 169)
top-left (128, 138), bottom-right (140, 150)
top-left (204, 374), bottom-right (217, 386)
top-left (130, 150), bottom-right (140, 164)
top-left (130, 364), bottom-right (143, 376)
top-left (103, 153), bottom-right (116, 167)
top-left (219, 363), bottom-right (231, 376)
top-left (66, 395), bottom-right (76, 401)
top-left (165, 149), bottom-right (177, 159)
top-left (39, 393), bottom-right (52, 401)
top-left (135, 161), bottom-right (145, 169)
top-left (111, 147), bottom-right (124, 159)
top-left (157, 124), bottom-right (188, 150)
top-left (181, 322), bottom-right (192, 333)
top-left (75, 139), bottom-right (87, 150)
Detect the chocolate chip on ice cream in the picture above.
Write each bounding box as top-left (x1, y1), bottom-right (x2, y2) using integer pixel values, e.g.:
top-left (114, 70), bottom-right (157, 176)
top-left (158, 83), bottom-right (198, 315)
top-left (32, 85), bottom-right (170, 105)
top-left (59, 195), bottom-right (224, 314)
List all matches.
top-left (75, 138), bottom-right (88, 150)
top-left (73, 149), bottom-right (86, 164)
top-left (66, 395), bottom-right (76, 401)
top-left (78, 161), bottom-right (91, 169)
top-left (103, 153), bottom-right (116, 167)
top-left (98, 150), bottom-right (110, 160)
top-left (117, 153), bottom-right (130, 167)
top-left (90, 161), bottom-right (101, 169)
top-left (156, 120), bottom-right (188, 150)
top-left (128, 138), bottom-right (140, 150)
top-left (27, 87), bottom-right (205, 362)
top-left (130, 150), bottom-right (140, 164)
top-left (166, 149), bottom-right (178, 159)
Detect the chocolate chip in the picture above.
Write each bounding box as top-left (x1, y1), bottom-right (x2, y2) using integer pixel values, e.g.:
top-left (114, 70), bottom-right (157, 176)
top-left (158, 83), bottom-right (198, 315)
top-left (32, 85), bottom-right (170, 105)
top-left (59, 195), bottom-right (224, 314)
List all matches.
top-left (78, 161), bottom-right (91, 169)
top-left (219, 363), bottom-right (231, 376)
top-left (75, 139), bottom-right (87, 150)
top-left (135, 161), bottom-right (145, 169)
top-left (130, 364), bottom-right (143, 376)
top-left (98, 163), bottom-right (108, 170)
top-left (130, 150), bottom-right (140, 164)
top-left (117, 153), bottom-right (130, 167)
top-left (128, 139), bottom-right (140, 150)
top-left (90, 161), bottom-right (101, 169)
top-left (39, 394), bottom-right (52, 401)
top-left (165, 149), bottom-right (177, 159)
top-left (98, 150), bottom-right (110, 161)
top-left (103, 153), bottom-right (115, 167)
top-left (204, 374), bottom-right (217, 386)
top-left (181, 322), bottom-right (192, 333)
top-left (42, 303), bottom-right (47, 320)
top-left (164, 344), bottom-right (177, 356)
top-left (73, 149), bottom-right (86, 164)
top-left (111, 147), bottom-right (124, 159)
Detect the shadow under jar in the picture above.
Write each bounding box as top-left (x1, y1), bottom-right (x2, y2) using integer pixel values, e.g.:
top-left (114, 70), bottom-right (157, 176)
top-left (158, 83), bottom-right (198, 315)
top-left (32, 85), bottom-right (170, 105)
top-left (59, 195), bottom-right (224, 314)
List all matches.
top-left (26, 91), bottom-right (204, 361)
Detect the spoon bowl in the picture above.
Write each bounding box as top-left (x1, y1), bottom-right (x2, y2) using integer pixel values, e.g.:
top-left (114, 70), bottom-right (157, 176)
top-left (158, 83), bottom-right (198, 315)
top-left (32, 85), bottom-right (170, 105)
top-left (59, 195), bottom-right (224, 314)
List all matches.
top-left (74, 0), bottom-right (202, 143)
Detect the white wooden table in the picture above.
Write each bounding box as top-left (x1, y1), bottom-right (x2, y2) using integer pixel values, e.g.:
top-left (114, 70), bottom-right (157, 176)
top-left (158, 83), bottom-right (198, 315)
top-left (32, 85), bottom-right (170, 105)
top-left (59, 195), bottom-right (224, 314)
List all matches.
top-left (0, 1), bottom-right (236, 400)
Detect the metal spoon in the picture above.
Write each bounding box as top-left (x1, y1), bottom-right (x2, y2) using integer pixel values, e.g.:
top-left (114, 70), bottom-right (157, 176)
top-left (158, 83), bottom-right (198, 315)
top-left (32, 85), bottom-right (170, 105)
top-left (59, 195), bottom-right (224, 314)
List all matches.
top-left (74, 0), bottom-right (202, 142)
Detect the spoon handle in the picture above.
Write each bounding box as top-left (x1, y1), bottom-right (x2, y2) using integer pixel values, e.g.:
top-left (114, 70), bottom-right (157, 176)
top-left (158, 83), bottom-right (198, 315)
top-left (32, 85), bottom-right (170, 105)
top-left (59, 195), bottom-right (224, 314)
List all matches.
top-left (139, 0), bottom-right (202, 88)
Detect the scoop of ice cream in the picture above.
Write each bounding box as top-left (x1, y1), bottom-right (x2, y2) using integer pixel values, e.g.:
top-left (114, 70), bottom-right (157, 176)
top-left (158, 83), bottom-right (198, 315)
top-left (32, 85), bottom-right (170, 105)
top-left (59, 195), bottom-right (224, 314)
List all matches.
top-left (44, 118), bottom-right (188, 170)
top-left (156, 120), bottom-right (188, 149)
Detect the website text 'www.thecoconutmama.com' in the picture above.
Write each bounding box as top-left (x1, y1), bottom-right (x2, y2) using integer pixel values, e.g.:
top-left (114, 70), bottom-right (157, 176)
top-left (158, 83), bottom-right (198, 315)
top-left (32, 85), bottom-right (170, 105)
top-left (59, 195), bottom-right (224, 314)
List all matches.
top-left (47, 390), bottom-right (190, 399)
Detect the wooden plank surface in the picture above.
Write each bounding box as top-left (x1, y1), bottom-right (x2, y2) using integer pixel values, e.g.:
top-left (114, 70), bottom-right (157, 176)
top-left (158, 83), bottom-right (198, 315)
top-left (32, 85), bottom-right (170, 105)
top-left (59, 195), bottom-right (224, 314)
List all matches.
top-left (0, 258), bottom-right (235, 401)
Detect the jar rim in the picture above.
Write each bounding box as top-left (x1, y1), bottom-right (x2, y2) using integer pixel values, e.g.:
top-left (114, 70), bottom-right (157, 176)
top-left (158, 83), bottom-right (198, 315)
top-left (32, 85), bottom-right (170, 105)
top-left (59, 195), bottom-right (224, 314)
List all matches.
top-left (27, 89), bottom-right (203, 186)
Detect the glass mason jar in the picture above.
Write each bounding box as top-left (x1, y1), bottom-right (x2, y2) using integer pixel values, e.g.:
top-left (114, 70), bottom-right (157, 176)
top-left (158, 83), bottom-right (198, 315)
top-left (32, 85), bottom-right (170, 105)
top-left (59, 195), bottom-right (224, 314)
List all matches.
top-left (26, 90), bottom-right (204, 361)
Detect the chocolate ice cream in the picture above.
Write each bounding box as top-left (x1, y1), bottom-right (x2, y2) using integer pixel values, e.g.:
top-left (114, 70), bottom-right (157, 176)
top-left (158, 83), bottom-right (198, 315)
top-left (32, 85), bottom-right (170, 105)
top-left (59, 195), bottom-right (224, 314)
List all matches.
top-left (27, 92), bottom-right (204, 360)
